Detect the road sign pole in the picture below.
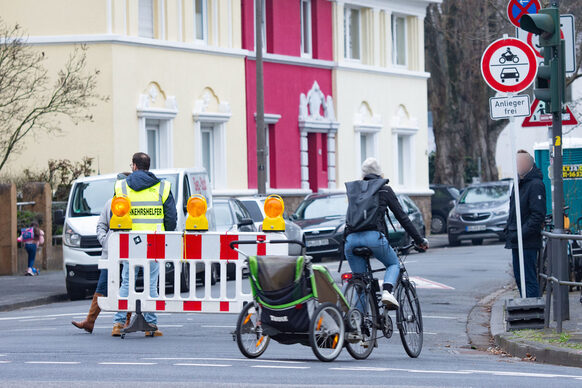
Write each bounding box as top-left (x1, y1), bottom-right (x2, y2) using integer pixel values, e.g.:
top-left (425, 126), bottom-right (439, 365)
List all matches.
top-left (508, 104), bottom-right (527, 298)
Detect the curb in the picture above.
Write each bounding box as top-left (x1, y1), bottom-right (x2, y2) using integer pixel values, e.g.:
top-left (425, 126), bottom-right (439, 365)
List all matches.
top-left (0, 294), bottom-right (69, 313)
top-left (490, 290), bottom-right (582, 368)
top-left (494, 332), bottom-right (582, 368)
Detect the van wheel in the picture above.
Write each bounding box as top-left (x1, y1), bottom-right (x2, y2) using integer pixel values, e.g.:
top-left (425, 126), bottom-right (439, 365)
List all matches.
top-left (66, 282), bottom-right (85, 301)
top-left (211, 264), bottom-right (220, 285)
top-left (180, 264), bottom-right (190, 292)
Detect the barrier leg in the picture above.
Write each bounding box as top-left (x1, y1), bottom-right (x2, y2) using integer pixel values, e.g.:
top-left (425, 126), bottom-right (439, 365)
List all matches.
top-left (121, 300), bottom-right (157, 338)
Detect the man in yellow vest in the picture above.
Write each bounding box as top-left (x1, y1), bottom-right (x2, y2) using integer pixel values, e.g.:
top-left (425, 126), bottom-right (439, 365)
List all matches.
top-left (111, 152), bottom-right (177, 336)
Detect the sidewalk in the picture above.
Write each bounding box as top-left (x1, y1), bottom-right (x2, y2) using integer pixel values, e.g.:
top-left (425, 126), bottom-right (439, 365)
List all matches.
top-left (491, 289), bottom-right (582, 367)
top-left (0, 271), bottom-right (69, 312)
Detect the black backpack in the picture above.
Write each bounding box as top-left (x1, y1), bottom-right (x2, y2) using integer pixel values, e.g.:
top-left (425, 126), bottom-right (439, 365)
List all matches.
top-left (345, 178), bottom-right (389, 233)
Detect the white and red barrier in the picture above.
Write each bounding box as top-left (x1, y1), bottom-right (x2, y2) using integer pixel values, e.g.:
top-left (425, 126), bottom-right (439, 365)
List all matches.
top-left (97, 231), bottom-right (286, 314)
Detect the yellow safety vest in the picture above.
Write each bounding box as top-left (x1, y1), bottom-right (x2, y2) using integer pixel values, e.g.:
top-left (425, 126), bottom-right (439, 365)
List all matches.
top-left (114, 179), bottom-right (171, 231)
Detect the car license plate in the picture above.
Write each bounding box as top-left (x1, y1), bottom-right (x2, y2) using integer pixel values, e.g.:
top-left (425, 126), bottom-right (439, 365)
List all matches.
top-left (466, 225), bottom-right (486, 232)
top-left (307, 239), bottom-right (329, 247)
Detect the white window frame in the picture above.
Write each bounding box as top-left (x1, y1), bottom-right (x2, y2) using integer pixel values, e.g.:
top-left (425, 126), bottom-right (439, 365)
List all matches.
top-left (138, 0), bottom-right (155, 38)
top-left (200, 124), bottom-right (217, 185)
top-left (145, 119), bottom-right (161, 169)
top-left (343, 5), bottom-right (361, 61)
top-left (300, 0), bottom-right (312, 58)
top-left (193, 0), bottom-right (208, 43)
top-left (391, 14), bottom-right (407, 67)
top-left (354, 127), bottom-right (380, 174)
top-left (193, 111), bottom-right (231, 190)
top-left (392, 128), bottom-right (416, 188)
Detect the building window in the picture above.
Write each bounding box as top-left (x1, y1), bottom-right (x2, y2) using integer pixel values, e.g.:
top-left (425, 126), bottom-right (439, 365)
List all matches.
top-left (194, 0), bottom-right (207, 42)
top-left (146, 119), bottom-right (161, 168)
top-left (301, 0), bottom-right (312, 57)
top-left (201, 124), bottom-right (215, 185)
top-left (344, 6), bottom-right (361, 60)
top-left (392, 14), bottom-right (407, 66)
top-left (139, 0), bottom-right (155, 38)
top-left (361, 133), bottom-right (372, 165)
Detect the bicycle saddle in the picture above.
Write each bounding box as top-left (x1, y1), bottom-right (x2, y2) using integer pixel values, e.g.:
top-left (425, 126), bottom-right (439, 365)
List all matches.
top-left (353, 247), bottom-right (373, 258)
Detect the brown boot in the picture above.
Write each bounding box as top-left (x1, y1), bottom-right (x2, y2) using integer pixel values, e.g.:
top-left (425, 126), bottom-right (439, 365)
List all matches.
top-left (71, 293), bottom-right (102, 333)
top-left (123, 312), bottom-right (132, 328)
top-left (111, 323), bottom-right (124, 336)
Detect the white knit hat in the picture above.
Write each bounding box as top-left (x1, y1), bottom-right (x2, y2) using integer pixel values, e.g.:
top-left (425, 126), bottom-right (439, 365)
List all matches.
top-left (361, 157), bottom-right (383, 178)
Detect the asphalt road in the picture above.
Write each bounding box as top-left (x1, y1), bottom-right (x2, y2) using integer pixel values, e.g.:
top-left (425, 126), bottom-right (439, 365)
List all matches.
top-left (1, 239), bottom-right (582, 387)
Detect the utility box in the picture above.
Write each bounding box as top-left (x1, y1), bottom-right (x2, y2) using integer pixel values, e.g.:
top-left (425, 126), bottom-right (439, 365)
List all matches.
top-left (504, 298), bottom-right (545, 331)
top-left (534, 138), bottom-right (582, 229)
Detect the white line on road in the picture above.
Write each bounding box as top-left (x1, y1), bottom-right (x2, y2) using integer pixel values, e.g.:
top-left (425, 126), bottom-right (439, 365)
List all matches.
top-left (460, 369), bottom-right (582, 379)
top-left (251, 365), bottom-right (310, 369)
top-left (200, 325), bottom-right (236, 328)
top-left (156, 325), bottom-right (183, 328)
top-left (0, 312), bottom-right (104, 321)
top-left (143, 357), bottom-right (305, 364)
top-left (99, 362), bottom-right (157, 366)
top-left (18, 317), bottom-right (57, 322)
top-left (0, 361), bottom-right (12, 364)
top-left (422, 315), bottom-right (460, 320)
top-left (6, 328), bottom-right (57, 332)
top-left (25, 361), bottom-right (80, 365)
top-left (174, 363), bottom-right (231, 367)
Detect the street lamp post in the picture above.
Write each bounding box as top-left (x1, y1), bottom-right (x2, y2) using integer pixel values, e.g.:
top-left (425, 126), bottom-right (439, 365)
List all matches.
top-left (255, 0), bottom-right (267, 195)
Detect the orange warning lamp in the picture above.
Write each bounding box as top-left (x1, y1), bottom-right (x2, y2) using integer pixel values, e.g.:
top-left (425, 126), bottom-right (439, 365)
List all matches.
top-left (110, 195), bottom-right (132, 230)
top-left (186, 194), bottom-right (208, 231)
top-left (262, 195), bottom-right (285, 232)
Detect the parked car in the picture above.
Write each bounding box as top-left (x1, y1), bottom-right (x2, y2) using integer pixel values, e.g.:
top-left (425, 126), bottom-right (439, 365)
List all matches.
top-left (291, 193), bottom-right (426, 261)
top-left (63, 168), bottom-right (215, 300)
top-left (429, 184), bottom-right (460, 234)
top-left (237, 196), bottom-right (304, 255)
top-left (447, 181), bottom-right (511, 246)
top-left (213, 198), bottom-right (257, 280)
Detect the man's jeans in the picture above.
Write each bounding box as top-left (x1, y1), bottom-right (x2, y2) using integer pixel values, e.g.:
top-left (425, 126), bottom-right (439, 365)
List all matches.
top-left (95, 269), bottom-right (108, 296)
top-left (345, 230), bottom-right (400, 286)
top-left (512, 248), bottom-right (540, 298)
top-left (113, 261), bottom-right (159, 325)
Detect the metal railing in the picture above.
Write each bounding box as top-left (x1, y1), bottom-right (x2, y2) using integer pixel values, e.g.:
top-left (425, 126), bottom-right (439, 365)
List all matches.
top-left (540, 230), bottom-right (582, 333)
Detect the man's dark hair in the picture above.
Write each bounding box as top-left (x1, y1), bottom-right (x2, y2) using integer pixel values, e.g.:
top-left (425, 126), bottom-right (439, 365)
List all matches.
top-left (517, 149), bottom-right (535, 165)
top-left (132, 152), bottom-right (150, 171)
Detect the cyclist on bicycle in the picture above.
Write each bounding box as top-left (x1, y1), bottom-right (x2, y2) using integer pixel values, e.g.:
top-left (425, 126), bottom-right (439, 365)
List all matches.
top-left (344, 158), bottom-right (428, 309)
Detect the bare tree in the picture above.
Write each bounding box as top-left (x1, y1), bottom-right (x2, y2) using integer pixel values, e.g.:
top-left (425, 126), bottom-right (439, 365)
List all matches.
top-left (0, 20), bottom-right (105, 173)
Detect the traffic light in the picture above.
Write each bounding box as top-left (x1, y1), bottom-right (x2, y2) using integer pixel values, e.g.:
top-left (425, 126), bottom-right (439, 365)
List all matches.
top-left (520, 6), bottom-right (564, 113)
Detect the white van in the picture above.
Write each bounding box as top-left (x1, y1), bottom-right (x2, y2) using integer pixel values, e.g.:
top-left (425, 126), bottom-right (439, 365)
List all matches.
top-left (63, 168), bottom-right (214, 300)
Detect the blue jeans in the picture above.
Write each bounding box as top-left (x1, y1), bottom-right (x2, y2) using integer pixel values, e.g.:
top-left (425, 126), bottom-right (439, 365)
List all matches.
top-left (95, 269), bottom-right (108, 296)
top-left (113, 261), bottom-right (159, 325)
top-left (512, 249), bottom-right (540, 298)
top-left (345, 230), bottom-right (400, 287)
top-left (25, 243), bottom-right (37, 269)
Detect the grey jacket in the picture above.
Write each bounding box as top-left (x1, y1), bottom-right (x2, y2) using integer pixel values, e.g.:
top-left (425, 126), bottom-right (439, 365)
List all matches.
top-left (96, 198), bottom-right (113, 259)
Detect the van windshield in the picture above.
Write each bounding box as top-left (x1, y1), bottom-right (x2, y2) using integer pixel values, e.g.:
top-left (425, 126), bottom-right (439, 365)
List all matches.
top-left (69, 173), bottom-right (179, 217)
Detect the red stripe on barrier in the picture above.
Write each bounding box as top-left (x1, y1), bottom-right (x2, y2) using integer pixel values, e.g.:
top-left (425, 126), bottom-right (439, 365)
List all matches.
top-left (118, 299), bottom-right (128, 310)
top-left (119, 234), bottom-right (129, 259)
top-left (220, 301), bottom-right (230, 312)
top-left (220, 235), bottom-right (239, 260)
top-left (156, 300), bottom-right (165, 311)
top-left (147, 234), bottom-right (165, 259)
top-left (257, 234), bottom-right (267, 255)
top-left (183, 301), bottom-right (202, 311)
top-left (183, 234), bottom-right (202, 260)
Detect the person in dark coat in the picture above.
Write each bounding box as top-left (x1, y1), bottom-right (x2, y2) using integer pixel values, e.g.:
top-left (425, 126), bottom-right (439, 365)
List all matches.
top-left (505, 150), bottom-right (546, 297)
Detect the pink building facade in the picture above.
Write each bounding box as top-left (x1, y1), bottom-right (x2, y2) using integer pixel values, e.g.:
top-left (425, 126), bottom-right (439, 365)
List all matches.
top-left (242, 0), bottom-right (338, 193)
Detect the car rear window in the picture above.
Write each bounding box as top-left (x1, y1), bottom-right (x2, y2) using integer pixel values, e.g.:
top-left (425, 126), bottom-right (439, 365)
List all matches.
top-left (240, 200), bottom-right (263, 222)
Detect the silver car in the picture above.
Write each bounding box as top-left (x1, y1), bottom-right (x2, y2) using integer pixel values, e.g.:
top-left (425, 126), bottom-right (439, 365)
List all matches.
top-left (447, 181), bottom-right (511, 246)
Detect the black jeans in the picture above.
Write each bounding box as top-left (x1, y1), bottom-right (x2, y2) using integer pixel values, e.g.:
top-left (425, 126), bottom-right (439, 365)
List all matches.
top-left (511, 248), bottom-right (540, 298)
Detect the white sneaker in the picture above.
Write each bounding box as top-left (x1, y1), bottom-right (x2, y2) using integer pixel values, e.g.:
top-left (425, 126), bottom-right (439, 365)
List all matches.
top-left (381, 290), bottom-right (399, 309)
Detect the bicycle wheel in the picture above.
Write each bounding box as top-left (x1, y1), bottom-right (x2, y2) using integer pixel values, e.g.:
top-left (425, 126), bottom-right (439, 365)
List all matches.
top-left (309, 303), bottom-right (345, 362)
top-left (396, 282), bottom-right (423, 358)
top-left (342, 279), bottom-right (377, 360)
top-left (235, 302), bottom-right (270, 358)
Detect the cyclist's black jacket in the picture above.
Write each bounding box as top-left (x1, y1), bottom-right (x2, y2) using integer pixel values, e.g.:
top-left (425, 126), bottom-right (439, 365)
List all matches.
top-left (345, 173), bottom-right (424, 245)
top-left (504, 166), bottom-right (546, 250)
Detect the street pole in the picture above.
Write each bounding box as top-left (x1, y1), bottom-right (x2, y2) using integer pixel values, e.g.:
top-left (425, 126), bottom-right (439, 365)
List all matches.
top-left (255, 0), bottom-right (267, 195)
top-left (509, 110), bottom-right (527, 298)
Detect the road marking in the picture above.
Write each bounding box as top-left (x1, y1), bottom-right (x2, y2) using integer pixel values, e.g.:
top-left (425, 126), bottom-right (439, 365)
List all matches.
top-left (251, 365), bottom-right (310, 369)
top-left (0, 312), bottom-right (107, 321)
top-left (25, 361), bottom-right (80, 365)
top-left (461, 369), bottom-right (582, 379)
top-left (422, 315), bottom-right (459, 320)
top-left (143, 357), bottom-right (305, 364)
top-left (157, 325), bottom-right (183, 328)
top-left (6, 328), bottom-right (57, 332)
top-left (409, 276), bottom-right (455, 290)
top-left (18, 317), bottom-right (57, 322)
top-left (200, 325), bottom-right (236, 328)
top-left (0, 361), bottom-right (12, 364)
top-left (174, 363), bottom-right (231, 367)
top-left (99, 362), bottom-right (157, 366)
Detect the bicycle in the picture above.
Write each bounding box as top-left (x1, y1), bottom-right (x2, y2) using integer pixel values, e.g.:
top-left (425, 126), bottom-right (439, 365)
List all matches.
top-left (340, 242), bottom-right (423, 359)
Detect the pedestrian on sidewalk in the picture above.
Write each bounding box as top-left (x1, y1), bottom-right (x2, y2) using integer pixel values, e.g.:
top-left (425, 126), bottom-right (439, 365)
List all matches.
top-left (72, 173), bottom-right (132, 333)
top-left (504, 150), bottom-right (546, 298)
top-left (17, 221), bottom-right (44, 276)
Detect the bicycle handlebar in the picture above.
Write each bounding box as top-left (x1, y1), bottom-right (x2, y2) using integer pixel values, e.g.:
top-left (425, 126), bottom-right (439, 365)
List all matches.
top-left (229, 239), bottom-right (306, 250)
